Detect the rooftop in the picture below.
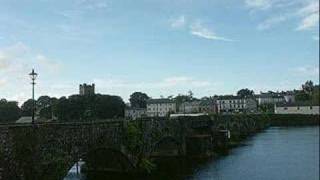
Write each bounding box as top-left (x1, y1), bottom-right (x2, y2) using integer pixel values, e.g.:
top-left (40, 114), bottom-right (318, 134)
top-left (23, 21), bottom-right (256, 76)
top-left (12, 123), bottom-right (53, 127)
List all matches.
top-left (276, 101), bottom-right (319, 107)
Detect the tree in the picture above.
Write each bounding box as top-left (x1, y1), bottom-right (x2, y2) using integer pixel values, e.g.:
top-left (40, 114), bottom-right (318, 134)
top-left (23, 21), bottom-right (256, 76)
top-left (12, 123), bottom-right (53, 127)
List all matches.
top-left (312, 85), bottom-right (319, 105)
top-left (302, 80), bottom-right (314, 94)
top-left (37, 96), bottom-right (51, 109)
top-left (0, 99), bottom-right (21, 122)
top-left (94, 94), bottom-right (125, 119)
top-left (295, 91), bottom-right (311, 102)
top-left (188, 90), bottom-right (194, 100)
top-left (37, 96), bottom-right (52, 119)
top-left (129, 92), bottom-right (150, 108)
top-left (237, 88), bottom-right (254, 98)
top-left (52, 94), bottom-right (125, 122)
top-left (21, 99), bottom-right (36, 116)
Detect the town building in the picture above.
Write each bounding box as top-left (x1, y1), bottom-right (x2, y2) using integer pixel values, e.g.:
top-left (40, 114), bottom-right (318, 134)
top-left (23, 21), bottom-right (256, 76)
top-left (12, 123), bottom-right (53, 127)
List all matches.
top-left (147, 98), bottom-right (177, 117)
top-left (255, 93), bottom-right (285, 105)
top-left (125, 107), bottom-right (147, 120)
top-left (199, 99), bottom-right (217, 114)
top-left (179, 101), bottom-right (201, 113)
top-left (216, 96), bottom-right (257, 113)
top-left (275, 102), bottom-right (319, 115)
top-left (79, 83), bottom-right (95, 96)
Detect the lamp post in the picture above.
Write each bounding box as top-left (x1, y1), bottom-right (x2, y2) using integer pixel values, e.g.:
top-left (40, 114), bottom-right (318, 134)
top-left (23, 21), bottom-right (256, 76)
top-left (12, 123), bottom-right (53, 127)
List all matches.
top-left (29, 69), bottom-right (38, 124)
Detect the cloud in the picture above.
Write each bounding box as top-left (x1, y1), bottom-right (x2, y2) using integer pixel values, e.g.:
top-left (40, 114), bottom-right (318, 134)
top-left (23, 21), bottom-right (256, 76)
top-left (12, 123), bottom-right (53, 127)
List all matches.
top-left (0, 42), bottom-right (29, 71)
top-left (245, 0), bottom-right (273, 10)
top-left (291, 65), bottom-right (319, 77)
top-left (0, 42), bottom-right (64, 103)
top-left (297, 13), bottom-right (319, 31)
top-left (296, 1), bottom-right (319, 30)
top-left (75, 0), bottom-right (109, 10)
top-left (0, 78), bottom-right (7, 87)
top-left (91, 75), bottom-right (217, 100)
top-left (170, 15), bottom-right (186, 28)
top-left (189, 22), bottom-right (233, 41)
top-left (257, 15), bottom-right (288, 30)
top-left (245, 0), bottom-right (319, 32)
top-left (36, 54), bottom-right (62, 73)
top-left (93, 76), bottom-right (212, 89)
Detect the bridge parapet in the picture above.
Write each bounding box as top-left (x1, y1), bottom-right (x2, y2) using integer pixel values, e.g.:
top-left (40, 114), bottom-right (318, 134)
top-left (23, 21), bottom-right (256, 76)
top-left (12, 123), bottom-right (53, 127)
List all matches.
top-left (0, 115), bottom-right (268, 179)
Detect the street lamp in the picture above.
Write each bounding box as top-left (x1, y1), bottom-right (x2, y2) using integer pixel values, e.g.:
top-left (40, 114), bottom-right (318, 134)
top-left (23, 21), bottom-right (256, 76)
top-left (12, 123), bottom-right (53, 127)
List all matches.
top-left (29, 69), bottom-right (38, 124)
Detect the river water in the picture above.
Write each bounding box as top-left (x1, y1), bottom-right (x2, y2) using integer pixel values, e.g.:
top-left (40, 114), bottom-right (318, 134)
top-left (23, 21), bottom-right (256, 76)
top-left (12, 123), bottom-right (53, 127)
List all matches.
top-left (66, 126), bottom-right (319, 180)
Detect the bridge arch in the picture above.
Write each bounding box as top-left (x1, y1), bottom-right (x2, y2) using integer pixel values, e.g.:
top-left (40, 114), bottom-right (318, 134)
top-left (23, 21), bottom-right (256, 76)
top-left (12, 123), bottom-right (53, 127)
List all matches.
top-left (82, 147), bottom-right (135, 173)
top-left (150, 136), bottom-right (182, 157)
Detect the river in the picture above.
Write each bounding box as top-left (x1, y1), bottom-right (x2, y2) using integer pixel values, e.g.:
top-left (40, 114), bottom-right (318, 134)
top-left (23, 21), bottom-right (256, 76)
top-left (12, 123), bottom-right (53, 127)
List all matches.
top-left (66, 126), bottom-right (319, 180)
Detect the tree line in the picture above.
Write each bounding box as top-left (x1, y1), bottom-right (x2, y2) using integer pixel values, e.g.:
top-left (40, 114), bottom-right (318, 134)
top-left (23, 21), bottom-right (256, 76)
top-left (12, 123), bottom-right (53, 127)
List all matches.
top-left (0, 80), bottom-right (318, 123)
top-left (0, 94), bottom-right (125, 123)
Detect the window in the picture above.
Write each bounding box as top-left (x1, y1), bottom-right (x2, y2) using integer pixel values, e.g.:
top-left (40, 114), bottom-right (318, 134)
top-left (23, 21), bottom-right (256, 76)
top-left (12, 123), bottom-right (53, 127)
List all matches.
top-left (297, 107), bottom-right (300, 110)
top-left (310, 106), bottom-right (313, 109)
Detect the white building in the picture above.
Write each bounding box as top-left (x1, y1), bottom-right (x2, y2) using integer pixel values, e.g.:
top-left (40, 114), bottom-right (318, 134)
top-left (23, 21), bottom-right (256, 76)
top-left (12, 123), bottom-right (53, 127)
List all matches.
top-left (275, 103), bottom-right (319, 115)
top-left (179, 101), bottom-right (201, 113)
top-left (147, 99), bottom-right (177, 117)
top-left (255, 93), bottom-right (285, 105)
top-left (216, 96), bottom-right (257, 113)
top-left (125, 107), bottom-right (147, 120)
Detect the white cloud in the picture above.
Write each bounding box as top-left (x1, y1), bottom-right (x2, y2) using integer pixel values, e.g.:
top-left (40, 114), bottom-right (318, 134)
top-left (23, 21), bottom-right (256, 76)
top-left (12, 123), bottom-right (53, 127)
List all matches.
top-left (93, 76), bottom-right (211, 89)
top-left (291, 65), bottom-right (319, 76)
top-left (0, 42), bottom-right (29, 72)
top-left (296, 1), bottom-right (319, 30)
top-left (0, 78), bottom-right (7, 87)
top-left (189, 22), bottom-right (233, 41)
top-left (245, 0), bottom-right (319, 32)
top-left (0, 43), bottom-right (64, 103)
top-left (36, 54), bottom-right (62, 73)
top-left (297, 12), bottom-right (319, 30)
top-left (92, 76), bottom-right (217, 100)
top-left (76, 0), bottom-right (109, 10)
top-left (170, 15), bottom-right (186, 28)
top-left (257, 15), bottom-right (288, 30)
top-left (245, 0), bottom-right (273, 10)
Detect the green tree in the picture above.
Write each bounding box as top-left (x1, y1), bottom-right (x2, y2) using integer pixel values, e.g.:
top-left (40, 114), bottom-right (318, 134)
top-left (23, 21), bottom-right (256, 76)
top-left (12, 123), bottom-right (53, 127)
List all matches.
top-left (37, 96), bottom-right (51, 109)
top-left (312, 85), bottom-right (319, 105)
top-left (21, 99), bottom-right (36, 116)
top-left (237, 88), bottom-right (254, 98)
top-left (302, 80), bottom-right (314, 94)
top-left (0, 99), bottom-right (21, 122)
top-left (37, 96), bottom-right (53, 119)
top-left (129, 92), bottom-right (150, 108)
top-left (295, 91), bottom-right (311, 102)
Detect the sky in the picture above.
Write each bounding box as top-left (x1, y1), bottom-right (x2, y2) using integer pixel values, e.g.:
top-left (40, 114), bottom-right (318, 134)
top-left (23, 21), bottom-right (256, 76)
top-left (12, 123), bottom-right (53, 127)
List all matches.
top-left (0, 0), bottom-right (319, 104)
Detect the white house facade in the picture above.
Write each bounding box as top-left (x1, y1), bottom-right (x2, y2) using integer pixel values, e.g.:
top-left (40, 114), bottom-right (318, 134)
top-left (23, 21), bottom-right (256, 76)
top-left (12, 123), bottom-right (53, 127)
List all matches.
top-left (275, 103), bottom-right (319, 115)
top-left (255, 94), bottom-right (285, 105)
top-left (216, 96), bottom-right (257, 113)
top-left (125, 108), bottom-right (147, 120)
top-left (147, 99), bottom-right (177, 117)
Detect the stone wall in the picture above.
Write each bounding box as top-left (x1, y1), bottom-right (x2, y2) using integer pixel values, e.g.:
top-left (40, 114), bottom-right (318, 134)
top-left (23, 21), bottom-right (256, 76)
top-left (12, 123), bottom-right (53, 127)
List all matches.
top-left (0, 115), bottom-right (270, 179)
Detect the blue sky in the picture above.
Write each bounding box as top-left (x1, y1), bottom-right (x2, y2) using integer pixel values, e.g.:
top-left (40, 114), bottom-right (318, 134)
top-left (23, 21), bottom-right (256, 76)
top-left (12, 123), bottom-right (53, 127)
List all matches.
top-left (0, 0), bottom-right (319, 103)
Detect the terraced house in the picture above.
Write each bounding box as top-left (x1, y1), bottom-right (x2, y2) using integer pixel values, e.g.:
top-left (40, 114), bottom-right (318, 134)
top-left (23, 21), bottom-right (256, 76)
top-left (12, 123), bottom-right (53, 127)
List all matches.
top-left (216, 95), bottom-right (257, 114)
top-left (147, 98), bottom-right (177, 117)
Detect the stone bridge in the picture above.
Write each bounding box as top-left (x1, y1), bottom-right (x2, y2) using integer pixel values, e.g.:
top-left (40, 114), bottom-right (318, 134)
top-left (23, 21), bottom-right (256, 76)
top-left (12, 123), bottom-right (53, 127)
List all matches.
top-left (0, 115), bottom-right (268, 180)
